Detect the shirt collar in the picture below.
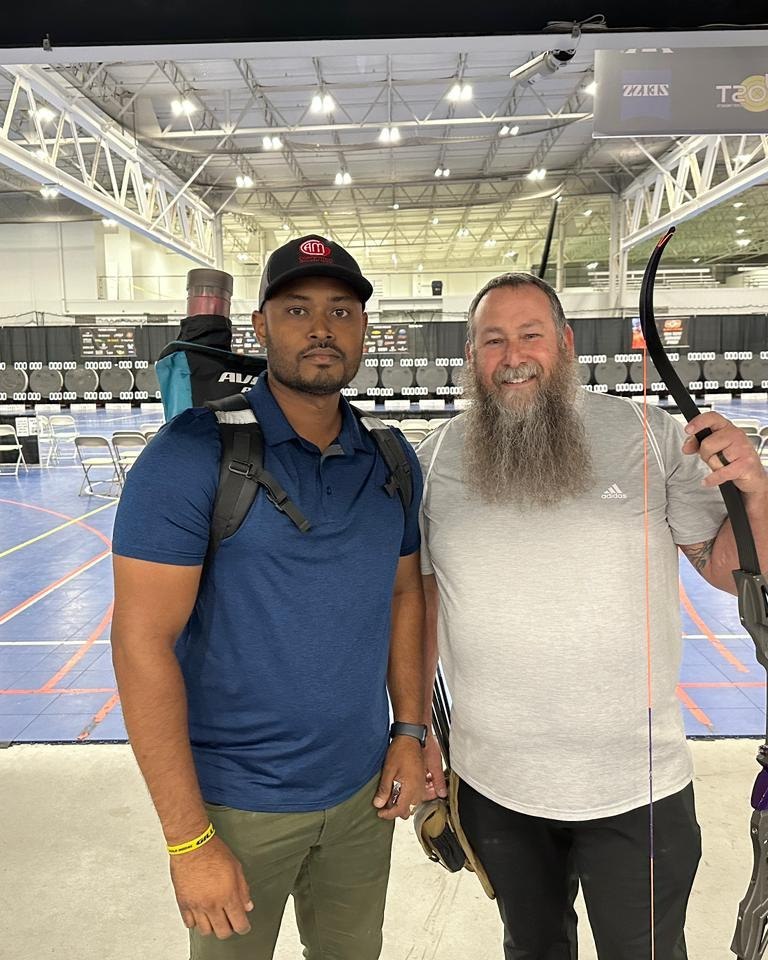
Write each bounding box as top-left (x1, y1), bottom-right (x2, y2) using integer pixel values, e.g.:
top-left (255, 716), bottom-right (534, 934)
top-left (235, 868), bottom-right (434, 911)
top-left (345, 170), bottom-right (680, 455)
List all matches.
top-left (247, 372), bottom-right (369, 453)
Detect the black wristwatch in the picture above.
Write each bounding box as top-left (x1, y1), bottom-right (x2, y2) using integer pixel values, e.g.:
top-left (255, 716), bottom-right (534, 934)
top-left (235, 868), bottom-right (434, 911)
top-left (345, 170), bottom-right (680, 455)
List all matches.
top-left (390, 721), bottom-right (428, 748)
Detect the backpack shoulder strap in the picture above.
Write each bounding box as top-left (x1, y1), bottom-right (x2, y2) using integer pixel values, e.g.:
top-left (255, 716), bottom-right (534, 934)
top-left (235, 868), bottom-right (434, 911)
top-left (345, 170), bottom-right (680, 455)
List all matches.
top-left (204, 396), bottom-right (311, 563)
top-left (354, 411), bottom-right (414, 514)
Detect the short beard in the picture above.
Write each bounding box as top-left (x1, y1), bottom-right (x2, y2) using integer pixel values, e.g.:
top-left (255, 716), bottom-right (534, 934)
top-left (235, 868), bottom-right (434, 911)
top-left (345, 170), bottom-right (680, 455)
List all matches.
top-left (264, 332), bottom-right (362, 397)
top-left (462, 345), bottom-right (593, 507)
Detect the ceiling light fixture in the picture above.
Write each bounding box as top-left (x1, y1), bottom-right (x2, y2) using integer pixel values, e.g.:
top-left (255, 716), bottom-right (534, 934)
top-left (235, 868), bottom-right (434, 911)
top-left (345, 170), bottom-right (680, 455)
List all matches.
top-left (736, 215), bottom-right (746, 221)
top-left (311, 92), bottom-right (335, 114)
top-left (262, 136), bottom-right (283, 150)
top-left (101, 218), bottom-right (118, 227)
top-left (417, 263), bottom-right (424, 272)
top-left (236, 252), bottom-right (249, 262)
top-left (447, 83), bottom-right (473, 102)
top-left (503, 250), bottom-right (517, 259)
top-left (432, 217), bottom-right (440, 225)
top-left (334, 170), bottom-right (352, 186)
top-left (32, 106), bottom-right (56, 123)
top-left (484, 238), bottom-right (497, 248)
top-left (235, 175), bottom-right (254, 189)
top-left (527, 167), bottom-right (547, 181)
top-left (392, 202), bottom-right (400, 210)
top-left (39, 184), bottom-right (60, 199)
top-left (733, 201), bottom-right (745, 208)
top-left (585, 81), bottom-right (597, 95)
top-left (379, 126), bottom-right (401, 143)
top-left (737, 238), bottom-right (751, 247)
top-left (583, 208), bottom-right (593, 217)
top-left (692, 257), bottom-right (701, 263)
top-left (457, 227), bottom-right (470, 238)
top-left (171, 99), bottom-right (196, 117)
top-left (434, 166), bottom-right (451, 178)
top-left (587, 261), bottom-right (599, 270)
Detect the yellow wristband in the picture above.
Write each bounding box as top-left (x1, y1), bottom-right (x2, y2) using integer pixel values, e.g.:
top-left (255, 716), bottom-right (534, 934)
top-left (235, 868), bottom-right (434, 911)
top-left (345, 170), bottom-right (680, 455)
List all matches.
top-left (167, 822), bottom-right (216, 856)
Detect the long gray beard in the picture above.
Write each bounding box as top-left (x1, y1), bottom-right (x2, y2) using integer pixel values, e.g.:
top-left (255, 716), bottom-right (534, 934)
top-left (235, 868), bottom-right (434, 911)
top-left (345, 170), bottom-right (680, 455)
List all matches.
top-left (462, 350), bottom-right (593, 507)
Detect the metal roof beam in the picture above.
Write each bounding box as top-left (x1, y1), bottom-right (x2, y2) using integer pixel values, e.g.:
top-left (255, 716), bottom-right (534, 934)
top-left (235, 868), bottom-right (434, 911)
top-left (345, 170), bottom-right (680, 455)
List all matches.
top-left (0, 64), bottom-right (217, 264)
top-left (621, 134), bottom-right (768, 251)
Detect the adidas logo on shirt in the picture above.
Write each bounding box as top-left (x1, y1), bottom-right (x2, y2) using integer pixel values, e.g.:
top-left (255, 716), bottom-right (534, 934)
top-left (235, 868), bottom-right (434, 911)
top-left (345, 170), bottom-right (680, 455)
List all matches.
top-left (601, 484), bottom-right (627, 500)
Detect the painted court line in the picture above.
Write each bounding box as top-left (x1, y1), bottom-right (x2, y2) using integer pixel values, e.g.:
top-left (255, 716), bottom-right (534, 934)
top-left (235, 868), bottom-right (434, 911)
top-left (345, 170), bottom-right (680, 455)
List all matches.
top-left (0, 639), bottom-right (111, 647)
top-left (0, 499), bottom-right (116, 560)
top-left (77, 692), bottom-right (121, 741)
top-left (39, 603), bottom-right (114, 692)
top-left (0, 687), bottom-right (115, 696)
top-left (678, 581), bottom-right (750, 674)
top-left (676, 686), bottom-right (713, 731)
top-left (0, 550), bottom-right (111, 627)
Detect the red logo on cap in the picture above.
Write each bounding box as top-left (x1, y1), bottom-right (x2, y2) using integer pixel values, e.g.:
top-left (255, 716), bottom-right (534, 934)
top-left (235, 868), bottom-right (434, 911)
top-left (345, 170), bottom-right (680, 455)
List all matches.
top-left (299, 239), bottom-right (332, 258)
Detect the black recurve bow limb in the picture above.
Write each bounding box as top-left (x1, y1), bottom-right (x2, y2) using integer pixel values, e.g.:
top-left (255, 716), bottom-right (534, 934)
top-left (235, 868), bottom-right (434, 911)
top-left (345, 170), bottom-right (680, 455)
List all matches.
top-left (639, 226), bottom-right (768, 960)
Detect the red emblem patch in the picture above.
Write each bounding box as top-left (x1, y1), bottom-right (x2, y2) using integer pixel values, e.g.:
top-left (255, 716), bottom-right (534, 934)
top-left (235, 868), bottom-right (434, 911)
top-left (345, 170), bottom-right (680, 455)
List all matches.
top-left (299, 239), bottom-right (332, 258)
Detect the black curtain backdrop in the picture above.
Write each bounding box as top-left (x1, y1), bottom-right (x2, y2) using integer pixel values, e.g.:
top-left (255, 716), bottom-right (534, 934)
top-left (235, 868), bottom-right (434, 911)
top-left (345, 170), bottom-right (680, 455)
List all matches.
top-left (0, 316), bottom-right (765, 367)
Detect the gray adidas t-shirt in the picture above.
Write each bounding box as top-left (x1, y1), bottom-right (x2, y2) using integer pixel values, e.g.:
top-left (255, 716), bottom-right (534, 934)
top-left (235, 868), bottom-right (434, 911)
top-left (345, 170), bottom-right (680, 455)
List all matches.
top-left (418, 390), bottom-right (728, 820)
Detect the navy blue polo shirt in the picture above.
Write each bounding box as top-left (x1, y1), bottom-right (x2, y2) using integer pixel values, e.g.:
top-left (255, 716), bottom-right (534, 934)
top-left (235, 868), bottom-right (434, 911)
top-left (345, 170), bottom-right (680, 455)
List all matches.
top-left (113, 374), bottom-right (421, 812)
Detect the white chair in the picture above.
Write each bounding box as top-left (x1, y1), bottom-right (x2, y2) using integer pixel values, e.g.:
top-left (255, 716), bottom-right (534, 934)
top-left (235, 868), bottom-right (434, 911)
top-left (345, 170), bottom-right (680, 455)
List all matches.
top-left (401, 428), bottom-right (429, 445)
top-left (49, 415), bottom-right (79, 462)
top-left (0, 425), bottom-right (28, 477)
top-left (35, 415), bottom-right (54, 467)
top-left (759, 426), bottom-right (768, 462)
top-left (74, 436), bottom-right (122, 498)
top-left (732, 418), bottom-right (761, 432)
top-left (112, 431), bottom-right (147, 478)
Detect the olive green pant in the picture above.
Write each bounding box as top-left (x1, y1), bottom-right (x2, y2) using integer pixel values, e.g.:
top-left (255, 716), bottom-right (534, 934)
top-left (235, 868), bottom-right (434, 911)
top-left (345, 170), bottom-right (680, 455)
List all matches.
top-left (189, 774), bottom-right (394, 960)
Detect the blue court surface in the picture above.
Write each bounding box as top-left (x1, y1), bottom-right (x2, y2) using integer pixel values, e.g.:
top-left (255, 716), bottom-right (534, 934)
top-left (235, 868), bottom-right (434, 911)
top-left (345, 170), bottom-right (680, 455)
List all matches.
top-left (0, 399), bottom-right (766, 744)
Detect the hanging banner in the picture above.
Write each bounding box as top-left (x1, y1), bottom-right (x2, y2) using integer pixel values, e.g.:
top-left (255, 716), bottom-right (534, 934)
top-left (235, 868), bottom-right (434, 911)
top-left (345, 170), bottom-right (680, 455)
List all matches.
top-left (594, 49), bottom-right (768, 136)
top-left (631, 315), bottom-right (688, 349)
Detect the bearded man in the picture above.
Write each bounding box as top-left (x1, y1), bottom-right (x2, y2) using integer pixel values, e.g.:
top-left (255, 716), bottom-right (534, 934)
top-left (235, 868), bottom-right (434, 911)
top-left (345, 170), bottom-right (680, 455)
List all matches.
top-left (416, 273), bottom-right (768, 960)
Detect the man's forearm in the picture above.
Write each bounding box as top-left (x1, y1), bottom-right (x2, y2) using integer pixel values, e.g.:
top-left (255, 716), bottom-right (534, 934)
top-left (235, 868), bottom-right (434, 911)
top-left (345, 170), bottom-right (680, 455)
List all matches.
top-left (387, 589), bottom-right (426, 725)
top-left (423, 581), bottom-right (439, 726)
top-left (112, 637), bottom-right (209, 845)
top-left (710, 488), bottom-right (768, 593)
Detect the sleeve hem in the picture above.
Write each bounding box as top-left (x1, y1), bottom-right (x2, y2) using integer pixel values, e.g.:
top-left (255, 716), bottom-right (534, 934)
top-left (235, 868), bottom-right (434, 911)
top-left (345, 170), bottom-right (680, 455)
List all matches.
top-left (112, 547), bottom-right (205, 567)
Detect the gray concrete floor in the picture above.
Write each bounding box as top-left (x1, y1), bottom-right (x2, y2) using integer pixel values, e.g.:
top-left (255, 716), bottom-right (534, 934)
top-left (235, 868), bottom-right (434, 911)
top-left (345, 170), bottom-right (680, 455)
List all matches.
top-left (0, 740), bottom-right (758, 959)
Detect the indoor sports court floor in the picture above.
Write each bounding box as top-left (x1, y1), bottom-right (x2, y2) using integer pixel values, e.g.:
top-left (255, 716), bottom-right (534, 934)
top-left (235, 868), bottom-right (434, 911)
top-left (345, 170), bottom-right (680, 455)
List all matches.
top-left (0, 397), bottom-right (766, 745)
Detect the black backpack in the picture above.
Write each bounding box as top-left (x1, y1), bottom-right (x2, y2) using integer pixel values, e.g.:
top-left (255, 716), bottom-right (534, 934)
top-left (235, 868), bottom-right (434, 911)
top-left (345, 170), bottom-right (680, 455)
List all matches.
top-left (204, 392), bottom-right (413, 562)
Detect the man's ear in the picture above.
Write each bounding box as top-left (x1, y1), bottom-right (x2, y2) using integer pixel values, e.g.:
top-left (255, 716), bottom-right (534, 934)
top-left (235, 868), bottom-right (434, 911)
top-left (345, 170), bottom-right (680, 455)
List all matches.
top-left (252, 309), bottom-right (266, 344)
top-left (563, 323), bottom-right (575, 357)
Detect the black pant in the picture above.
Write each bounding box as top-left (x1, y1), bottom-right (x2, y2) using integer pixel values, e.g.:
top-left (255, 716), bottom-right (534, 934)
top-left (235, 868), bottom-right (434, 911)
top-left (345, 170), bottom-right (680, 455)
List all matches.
top-left (457, 779), bottom-right (701, 960)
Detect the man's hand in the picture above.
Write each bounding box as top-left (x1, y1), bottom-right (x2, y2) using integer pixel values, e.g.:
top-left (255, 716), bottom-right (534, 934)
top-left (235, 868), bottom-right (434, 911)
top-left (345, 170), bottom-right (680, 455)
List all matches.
top-left (170, 836), bottom-right (254, 939)
top-left (683, 412), bottom-right (768, 498)
top-left (372, 736), bottom-right (426, 820)
top-left (422, 733), bottom-right (448, 800)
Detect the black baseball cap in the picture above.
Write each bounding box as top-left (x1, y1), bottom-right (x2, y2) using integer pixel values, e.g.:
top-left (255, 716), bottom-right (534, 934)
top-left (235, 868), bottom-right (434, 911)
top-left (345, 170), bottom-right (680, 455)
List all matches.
top-left (258, 234), bottom-right (373, 310)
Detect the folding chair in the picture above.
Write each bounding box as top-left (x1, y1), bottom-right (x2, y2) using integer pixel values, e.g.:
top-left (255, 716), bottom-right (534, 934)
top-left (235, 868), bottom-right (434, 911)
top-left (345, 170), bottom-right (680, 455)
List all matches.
top-left (401, 427), bottom-right (429, 445)
top-left (112, 431), bottom-right (148, 478)
top-left (49, 415), bottom-right (79, 462)
top-left (74, 436), bottom-right (122, 498)
top-left (732, 418), bottom-right (761, 433)
top-left (0, 425), bottom-right (28, 477)
top-left (35, 414), bottom-right (55, 467)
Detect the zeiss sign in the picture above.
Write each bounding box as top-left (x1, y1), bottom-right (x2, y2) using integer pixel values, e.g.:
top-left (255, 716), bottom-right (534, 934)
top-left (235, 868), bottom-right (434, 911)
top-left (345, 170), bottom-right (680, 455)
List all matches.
top-left (595, 49), bottom-right (768, 136)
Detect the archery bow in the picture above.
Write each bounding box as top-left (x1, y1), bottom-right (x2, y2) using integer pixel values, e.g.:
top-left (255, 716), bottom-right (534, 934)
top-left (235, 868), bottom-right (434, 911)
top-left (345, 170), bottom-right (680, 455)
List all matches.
top-left (639, 226), bottom-right (768, 960)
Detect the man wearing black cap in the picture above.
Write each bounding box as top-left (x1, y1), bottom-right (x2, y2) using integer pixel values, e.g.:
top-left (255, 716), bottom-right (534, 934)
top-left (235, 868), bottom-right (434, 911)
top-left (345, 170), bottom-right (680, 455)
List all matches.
top-left (111, 235), bottom-right (427, 959)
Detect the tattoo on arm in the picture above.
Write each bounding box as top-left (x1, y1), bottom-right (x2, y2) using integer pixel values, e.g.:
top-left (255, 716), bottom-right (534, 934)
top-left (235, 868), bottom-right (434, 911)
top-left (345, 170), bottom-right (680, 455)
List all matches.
top-left (679, 538), bottom-right (716, 573)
